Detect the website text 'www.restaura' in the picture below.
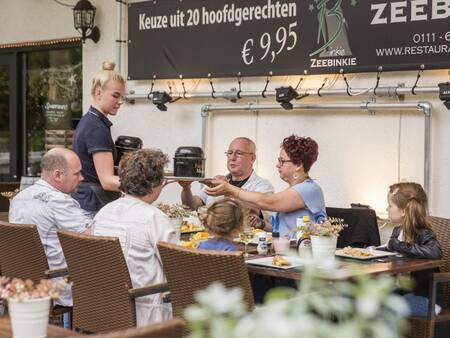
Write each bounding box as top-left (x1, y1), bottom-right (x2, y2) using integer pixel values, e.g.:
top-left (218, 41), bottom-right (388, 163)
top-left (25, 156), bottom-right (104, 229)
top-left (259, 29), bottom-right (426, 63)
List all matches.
top-left (376, 44), bottom-right (450, 56)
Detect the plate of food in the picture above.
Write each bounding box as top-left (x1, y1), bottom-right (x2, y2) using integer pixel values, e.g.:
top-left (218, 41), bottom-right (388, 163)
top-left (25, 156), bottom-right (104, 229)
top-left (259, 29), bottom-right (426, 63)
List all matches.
top-left (180, 219), bottom-right (204, 234)
top-left (335, 246), bottom-right (397, 260)
top-left (179, 239), bottom-right (200, 249)
top-left (234, 229), bottom-right (272, 245)
top-left (246, 255), bottom-right (304, 270)
top-left (179, 231), bottom-right (211, 249)
top-left (191, 231), bottom-right (211, 241)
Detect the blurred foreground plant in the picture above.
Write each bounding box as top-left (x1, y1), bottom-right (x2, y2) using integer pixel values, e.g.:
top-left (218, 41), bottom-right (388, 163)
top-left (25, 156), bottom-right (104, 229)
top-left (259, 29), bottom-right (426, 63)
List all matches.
top-left (185, 266), bottom-right (409, 338)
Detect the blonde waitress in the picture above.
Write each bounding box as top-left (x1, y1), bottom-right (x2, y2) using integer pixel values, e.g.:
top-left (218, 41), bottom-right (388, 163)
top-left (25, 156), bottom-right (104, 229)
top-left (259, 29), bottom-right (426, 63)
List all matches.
top-left (72, 61), bottom-right (125, 213)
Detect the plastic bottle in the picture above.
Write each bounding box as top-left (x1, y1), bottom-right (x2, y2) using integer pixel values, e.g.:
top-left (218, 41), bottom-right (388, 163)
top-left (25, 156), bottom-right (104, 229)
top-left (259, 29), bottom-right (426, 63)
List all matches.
top-left (295, 216), bottom-right (304, 241)
top-left (271, 213), bottom-right (282, 255)
top-left (271, 213), bottom-right (279, 236)
top-left (302, 215), bottom-right (311, 227)
top-left (257, 235), bottom-right (268, 255)
top-left (297, 215), bottom-right (312, 258)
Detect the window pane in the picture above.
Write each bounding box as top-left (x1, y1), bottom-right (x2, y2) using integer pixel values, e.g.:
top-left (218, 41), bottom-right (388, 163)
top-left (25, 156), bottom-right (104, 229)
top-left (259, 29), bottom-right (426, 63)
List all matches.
top-left (0, 65), bottom-right (11, 180)
top-left (25, 48), bottom-right (82, 176)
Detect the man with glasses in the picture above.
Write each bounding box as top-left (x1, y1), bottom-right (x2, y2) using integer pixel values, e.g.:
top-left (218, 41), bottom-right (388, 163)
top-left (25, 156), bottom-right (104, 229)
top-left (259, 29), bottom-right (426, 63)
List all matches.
top-left (180, 137), bottom-right (273, 228)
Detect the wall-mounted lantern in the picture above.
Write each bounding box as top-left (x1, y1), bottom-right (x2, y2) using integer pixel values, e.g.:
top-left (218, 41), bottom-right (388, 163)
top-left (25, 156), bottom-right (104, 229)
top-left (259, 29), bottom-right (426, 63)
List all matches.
top-left (73, 0), bottom-right (100, 43)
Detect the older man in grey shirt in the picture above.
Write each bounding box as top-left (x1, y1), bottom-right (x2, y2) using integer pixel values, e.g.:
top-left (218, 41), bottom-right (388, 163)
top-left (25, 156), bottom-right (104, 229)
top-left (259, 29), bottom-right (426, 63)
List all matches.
top-left (181, 137), bottom-right (274, 229)
top-left (9, 148), bottom-right (92, 306)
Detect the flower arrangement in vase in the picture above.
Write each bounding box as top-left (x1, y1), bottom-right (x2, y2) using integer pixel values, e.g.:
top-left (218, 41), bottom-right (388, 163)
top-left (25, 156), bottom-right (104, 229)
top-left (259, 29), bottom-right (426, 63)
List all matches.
top-left (0, 277), bottom-right (69, 338)
top-left (297, 218), bottom-right (347, 262)
top-left (298, 217), bottom-right (347, 237)
top-left (157, 203), bottom-right (193, 240)
top-left (157, 202), bottom-right (192, 219)
top-left (0, 189), bottom-right (20, 200)
top-left (0, 277), bottom-right (67, 301)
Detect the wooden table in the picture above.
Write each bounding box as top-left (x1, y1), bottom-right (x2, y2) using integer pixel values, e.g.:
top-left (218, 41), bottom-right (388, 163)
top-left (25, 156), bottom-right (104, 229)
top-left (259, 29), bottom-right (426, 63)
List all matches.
top-left (0, 316), bottom-right (81, 338)
top-left (246, 254), bottom-right (443, 280)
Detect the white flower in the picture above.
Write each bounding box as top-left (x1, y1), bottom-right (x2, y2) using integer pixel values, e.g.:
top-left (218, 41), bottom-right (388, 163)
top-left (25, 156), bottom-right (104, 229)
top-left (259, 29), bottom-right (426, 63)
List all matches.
top-left (184, 306), bottom-right (210, 322)
top-left (194, 282), bottom-right (246, 316)
top-left (185, 269), bottom-right (409, 338)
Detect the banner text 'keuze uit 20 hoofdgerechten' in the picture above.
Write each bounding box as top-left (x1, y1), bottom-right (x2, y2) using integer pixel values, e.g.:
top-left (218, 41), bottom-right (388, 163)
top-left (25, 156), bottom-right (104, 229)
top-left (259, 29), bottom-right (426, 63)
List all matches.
top-left (128, 0), bottom-right (450, 80)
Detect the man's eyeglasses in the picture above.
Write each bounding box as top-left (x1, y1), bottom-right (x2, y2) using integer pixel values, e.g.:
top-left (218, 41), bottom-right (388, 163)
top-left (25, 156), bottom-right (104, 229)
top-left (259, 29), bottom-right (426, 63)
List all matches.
top-left (277, 157), bottom-right (293, 165)
top-left (224, 150), bottom-right (254, 157)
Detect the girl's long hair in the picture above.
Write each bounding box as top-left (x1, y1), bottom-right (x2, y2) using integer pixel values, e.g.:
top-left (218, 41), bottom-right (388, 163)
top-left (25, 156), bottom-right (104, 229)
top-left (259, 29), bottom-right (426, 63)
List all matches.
top-left (200, 197), bottom-right (244, 237)
top-left (389, 182), bottom-right (430, 244)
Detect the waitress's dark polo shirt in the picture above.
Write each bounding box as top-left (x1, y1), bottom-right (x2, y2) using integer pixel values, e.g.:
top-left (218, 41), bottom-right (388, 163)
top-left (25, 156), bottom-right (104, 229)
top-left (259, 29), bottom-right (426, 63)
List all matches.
top-left (72, 106), bottom-right (116, 212)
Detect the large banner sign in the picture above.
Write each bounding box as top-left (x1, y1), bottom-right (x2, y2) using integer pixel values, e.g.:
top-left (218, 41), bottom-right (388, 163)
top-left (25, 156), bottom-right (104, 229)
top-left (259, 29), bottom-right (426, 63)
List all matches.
top-left (128, 0), bottom-right (450, 80)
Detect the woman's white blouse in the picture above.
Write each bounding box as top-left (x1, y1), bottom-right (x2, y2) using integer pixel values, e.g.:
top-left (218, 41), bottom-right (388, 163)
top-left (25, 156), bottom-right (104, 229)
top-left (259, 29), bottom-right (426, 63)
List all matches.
top-left (91, 195), bottom-right (177, 326)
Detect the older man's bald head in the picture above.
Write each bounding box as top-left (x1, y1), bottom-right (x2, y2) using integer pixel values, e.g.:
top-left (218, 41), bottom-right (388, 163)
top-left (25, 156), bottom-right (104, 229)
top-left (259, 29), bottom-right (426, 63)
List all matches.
top-left (41, 148), bottom-right (78, 173)
top-left (40, 148), bottom-right (83, 194)
top-left (231, 137), bottom-right (256, 153)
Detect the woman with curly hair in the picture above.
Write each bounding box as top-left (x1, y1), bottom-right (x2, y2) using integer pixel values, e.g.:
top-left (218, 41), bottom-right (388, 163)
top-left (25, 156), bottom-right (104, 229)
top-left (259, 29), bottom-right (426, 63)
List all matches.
top-left (206, 135), bottom-right (326, 238)
top-left (90, 148), bottom-right (178, 326)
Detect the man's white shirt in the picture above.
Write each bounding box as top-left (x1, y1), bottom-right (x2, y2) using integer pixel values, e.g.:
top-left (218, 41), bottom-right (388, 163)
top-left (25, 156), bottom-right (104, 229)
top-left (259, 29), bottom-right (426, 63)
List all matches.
top-left (197, 170), bottom-right (274, 221)
top-left (9, 179), bottom-right (92, 306)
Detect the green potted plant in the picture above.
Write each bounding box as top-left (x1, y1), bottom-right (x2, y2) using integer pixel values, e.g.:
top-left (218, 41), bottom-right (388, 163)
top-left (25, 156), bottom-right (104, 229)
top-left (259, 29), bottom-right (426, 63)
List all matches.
top-left (185, 266), bottom-right (409, 338)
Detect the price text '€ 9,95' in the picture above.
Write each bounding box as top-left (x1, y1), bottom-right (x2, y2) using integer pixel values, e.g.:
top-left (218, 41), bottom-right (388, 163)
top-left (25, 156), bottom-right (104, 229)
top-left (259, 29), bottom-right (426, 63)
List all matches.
top-left (241, 21), bottom-right (298, 65)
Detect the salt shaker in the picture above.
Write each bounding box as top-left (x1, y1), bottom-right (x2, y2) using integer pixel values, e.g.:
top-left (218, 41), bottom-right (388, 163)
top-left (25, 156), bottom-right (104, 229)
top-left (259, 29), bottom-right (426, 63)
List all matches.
top-left (257, 235), bottom-right (268, 255)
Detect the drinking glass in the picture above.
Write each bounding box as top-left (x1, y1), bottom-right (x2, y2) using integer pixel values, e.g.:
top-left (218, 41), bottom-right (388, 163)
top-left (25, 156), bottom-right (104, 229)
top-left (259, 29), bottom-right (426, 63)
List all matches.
top-left (273, 235), bottom-right (290, 255)
top-left (240, 227), bottom-right (254, 258)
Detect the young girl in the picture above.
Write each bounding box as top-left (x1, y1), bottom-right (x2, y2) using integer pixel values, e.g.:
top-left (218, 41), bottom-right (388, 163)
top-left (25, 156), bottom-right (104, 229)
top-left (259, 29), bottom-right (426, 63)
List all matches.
top-left (386, 182), bottom-right (442, 316)
top-left (197, 198), bottom-right (244, 252)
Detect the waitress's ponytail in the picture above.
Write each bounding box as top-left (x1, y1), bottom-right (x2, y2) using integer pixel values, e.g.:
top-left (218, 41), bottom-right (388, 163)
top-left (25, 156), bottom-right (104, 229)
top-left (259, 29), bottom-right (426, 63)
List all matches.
top-left (91, 60), bottom-right (125, 96)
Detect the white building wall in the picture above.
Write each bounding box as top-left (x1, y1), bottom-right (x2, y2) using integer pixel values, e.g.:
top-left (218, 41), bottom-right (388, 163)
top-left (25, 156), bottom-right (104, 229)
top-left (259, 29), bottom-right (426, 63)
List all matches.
top-left (0, 0), bottom-right (74, 43)
top-left (2, 1), bottom-right (449, 218)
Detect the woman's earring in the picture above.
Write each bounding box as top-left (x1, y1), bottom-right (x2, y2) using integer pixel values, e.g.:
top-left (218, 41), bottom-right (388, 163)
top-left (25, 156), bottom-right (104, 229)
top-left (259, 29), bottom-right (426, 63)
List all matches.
top-left (293, 167), bottom-right (301, 180)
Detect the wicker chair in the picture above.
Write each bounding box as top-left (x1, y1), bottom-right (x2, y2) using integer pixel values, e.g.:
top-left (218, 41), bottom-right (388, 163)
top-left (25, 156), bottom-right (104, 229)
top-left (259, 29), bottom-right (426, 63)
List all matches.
top-left (0, 221), bottom-right (71, 323)
top-left (407, 216), bottom-right (450, 338)
top-left (157, 241), bottom-right (254, 323)
top-left (80, 318), bottom-right (185, 338)
top-left (57, 229), bottom-right (169, 334)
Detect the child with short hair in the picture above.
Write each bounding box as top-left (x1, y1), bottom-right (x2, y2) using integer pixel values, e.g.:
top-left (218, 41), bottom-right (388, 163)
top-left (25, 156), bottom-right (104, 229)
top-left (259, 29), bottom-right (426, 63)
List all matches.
top-left (197, 198), bottom-right (244, 252)
top-left (386, 182), bottom-right (442, 316)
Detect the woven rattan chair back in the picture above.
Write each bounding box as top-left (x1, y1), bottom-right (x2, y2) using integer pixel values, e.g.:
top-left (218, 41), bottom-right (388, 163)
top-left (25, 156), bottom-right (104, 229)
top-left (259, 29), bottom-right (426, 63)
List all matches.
top-left (407, 216), bottom-right (450, 338)
top-left (87, 318), bottom-right (185, 338)
top-left (0, 221), bottom-right (49, 283)
top-left (157, 241), bottom-right (254, 320)
top-left (57, 229), bottom-right (136, 333)
top-left (429, 216), bottom-right (450, 308)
